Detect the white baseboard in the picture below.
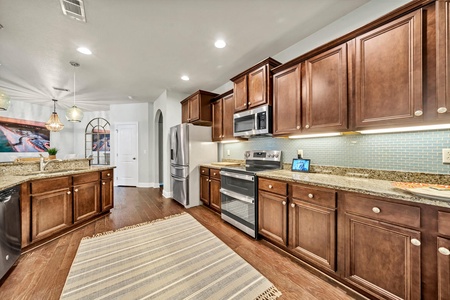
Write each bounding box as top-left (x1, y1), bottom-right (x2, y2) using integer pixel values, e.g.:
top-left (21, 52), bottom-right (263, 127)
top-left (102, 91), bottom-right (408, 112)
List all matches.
top-left (137, 182), bottom-right (161, 188)
top-left (162, 190), bottom-right (173, 199)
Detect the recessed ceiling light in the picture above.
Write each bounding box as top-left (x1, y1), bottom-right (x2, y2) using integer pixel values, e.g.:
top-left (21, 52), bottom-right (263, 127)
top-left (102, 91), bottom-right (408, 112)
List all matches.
top-left (77, 47), bottom-right (92, 55)
top-left (181, 75), bottom-right (190, 81)
top-left (214, 40), bottom-right (226, 48)
top-left (128, 96), bottom-right (133, 100)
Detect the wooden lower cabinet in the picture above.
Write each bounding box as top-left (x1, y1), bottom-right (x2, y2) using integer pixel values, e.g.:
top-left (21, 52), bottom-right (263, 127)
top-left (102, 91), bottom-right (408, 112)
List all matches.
top-left (258, 190), bottom-right (287, 247)
top-left (199, 167), bottom-right (221, 213)
top-left (343, 212), bottom-right (421, 300)
top-left (73, 181), bottom-right (100, 223)
top-left (31, 188), bottom-right (72, 242)
top-left (101, 178), bottom-right (114, 211)
top-left (289, 199), bottom-right (336, 271)
top-left (438, 237), bottom-right (450, 300)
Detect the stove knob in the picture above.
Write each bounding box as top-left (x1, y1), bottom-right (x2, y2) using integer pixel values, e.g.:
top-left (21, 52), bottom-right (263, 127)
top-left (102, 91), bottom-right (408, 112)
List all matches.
top-left (274, 154), bottom-right (279, 158)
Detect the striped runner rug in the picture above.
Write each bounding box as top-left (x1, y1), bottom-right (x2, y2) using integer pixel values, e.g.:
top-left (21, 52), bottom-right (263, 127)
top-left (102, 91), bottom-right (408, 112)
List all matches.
top-left (60, 213), bottom-right (282, 300)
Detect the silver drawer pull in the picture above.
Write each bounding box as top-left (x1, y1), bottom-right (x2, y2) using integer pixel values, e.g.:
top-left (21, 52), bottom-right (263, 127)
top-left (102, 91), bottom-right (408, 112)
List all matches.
top-left (67, 191), bottom-right (71, 195)
top-left (102, 182), bottom-right (106, 185)
top-left (372, 207), bottom-right (381, 214)
top-left (268, 185), bottom-right (273, 189)
top-left (439, 247), bottom-right (450, 255)
top-left (291, 203), bottom-right (295, 208)
top-left (437, 107), bottom-right (447, 114)
top-left (107, 173), bottom-right (110, 176)
top-left (74, 189), bottom-right (79, 192)
top-left (282, 201), bottom-right (286, 206)
top-left (414, 110), bottom-right (423, 117)
top-left (308, 193), bottom-right (313, 199)
top-left (410, 238), bottom-right (421, 246)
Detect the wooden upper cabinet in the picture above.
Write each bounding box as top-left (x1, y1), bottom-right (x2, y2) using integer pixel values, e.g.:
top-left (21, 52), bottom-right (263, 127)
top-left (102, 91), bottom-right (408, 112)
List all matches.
top-left (303, 43), bottom-right (348, 132)
top-left (273, 64), bottom-right (301, 136)
top-left (231, 58), bottom-right (281, 112)
top-left (436, 1), bottom-right (450, 120)
top-left (354, 10), bottom-right (423, 129)
top-left (211, 99), bottom-right (223, 142)
top-left (181, 90), bottom-right (218, 126)
top-left (222, 93), bottom-right (235, 139)
top-left (211, 91), bottom-right (234, 142)
top-left (248, 65), bottom-right (267, 108)
top-left (234, 75), bottom-right (248, 112)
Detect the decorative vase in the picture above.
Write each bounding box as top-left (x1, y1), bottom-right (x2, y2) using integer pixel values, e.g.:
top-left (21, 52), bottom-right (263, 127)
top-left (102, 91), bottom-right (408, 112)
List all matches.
top-left (49, 155), bottom-right (56, 160)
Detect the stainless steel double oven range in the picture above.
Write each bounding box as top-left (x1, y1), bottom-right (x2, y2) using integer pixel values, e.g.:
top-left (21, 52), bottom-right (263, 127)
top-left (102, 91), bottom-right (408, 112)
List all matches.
top-left (220, 150), bottom-right (282, 238)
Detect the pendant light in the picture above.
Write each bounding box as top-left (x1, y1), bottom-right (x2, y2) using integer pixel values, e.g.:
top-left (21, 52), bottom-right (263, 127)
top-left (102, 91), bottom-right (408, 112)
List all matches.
top-left (45, 99), bottom-right (64, 132)
top-left (65, 61), bottom-right (84, 122)
top-left (0, 90), bottom-right (11, 110)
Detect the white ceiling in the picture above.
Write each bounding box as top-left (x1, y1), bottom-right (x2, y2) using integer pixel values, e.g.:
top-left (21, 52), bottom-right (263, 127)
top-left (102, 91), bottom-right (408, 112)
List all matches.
top-left (0, 0), bottom-right (409, 111)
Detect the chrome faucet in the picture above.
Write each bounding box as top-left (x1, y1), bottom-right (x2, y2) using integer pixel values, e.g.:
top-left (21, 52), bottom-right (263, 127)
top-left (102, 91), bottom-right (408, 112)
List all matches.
top-left (39, 154), bottom-right (62, 172)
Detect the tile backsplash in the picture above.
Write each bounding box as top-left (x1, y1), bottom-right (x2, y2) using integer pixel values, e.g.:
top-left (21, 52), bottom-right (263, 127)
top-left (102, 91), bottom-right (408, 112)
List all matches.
top-left (221, 129), bottom-right (450, 174)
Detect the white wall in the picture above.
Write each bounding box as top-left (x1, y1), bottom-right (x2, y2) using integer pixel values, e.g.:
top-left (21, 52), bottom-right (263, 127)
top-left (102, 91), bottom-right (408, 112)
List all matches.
top-left (152, 90), bottom-right (186, 197)
top-left (110, 102), bottom-right (153, 187)
top-left (0, 99), bottom-right (74, 161)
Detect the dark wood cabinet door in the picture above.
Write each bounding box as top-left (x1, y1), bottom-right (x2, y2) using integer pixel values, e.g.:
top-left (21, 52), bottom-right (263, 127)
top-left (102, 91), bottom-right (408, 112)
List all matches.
top-left (101, 178), bottom-right (114, 211)
top-left (31, 189), bottom-right (72, 242)
top-left (248, 65), bottom-right (267, 108)
top-left (234, 75), bottom-right (248, 112)
top-left (222, 93), bottom-right (235, 139)
top-left (189, 94), bottom-right (200, 122)
top-left (438, 237), bottom-right (450, 300)
top-left (73, 181), bottom-right (100, 223)
top-left (181, 100), bottom-right (189, 123)
top-left (273, 64), bottom-right (301, 136)
top-left (200, 174), bottom-right (210, 205)
top-left (354, 10), bottom-right (423, 129)
top-left (343, 213), bottom-right (421, 300)
top-left (303, 44), bottom-right (348, 132)
top-left (289, 199), bottom-right (336, 271)
top-left (210, 178), bottom-right (221, 213)
top-left (436, 1), bottom-right (450, 120)
top-left (212, 100), bottom-right (223, 142)
top-left (258, 190), bottom-right (288, 247)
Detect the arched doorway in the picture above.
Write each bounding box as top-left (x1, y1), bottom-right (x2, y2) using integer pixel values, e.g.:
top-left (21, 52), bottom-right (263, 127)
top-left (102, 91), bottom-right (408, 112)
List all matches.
top-left (156, 110), bottom-right (164, 188)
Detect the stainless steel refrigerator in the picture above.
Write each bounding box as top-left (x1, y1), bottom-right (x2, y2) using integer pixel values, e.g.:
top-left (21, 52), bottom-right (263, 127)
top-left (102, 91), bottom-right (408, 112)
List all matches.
top-left (170, 123), bottom-right (217, 208)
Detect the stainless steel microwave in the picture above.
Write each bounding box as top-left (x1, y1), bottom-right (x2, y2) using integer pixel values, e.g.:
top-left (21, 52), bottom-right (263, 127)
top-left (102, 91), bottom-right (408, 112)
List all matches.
top-left (233, 105), bottom-right (272, 137)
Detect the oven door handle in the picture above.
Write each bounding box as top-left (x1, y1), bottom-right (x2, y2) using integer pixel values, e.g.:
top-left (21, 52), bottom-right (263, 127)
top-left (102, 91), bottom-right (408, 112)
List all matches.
top-left (220, 188), bottom-right (254, 204)
top-left (219, 171), bottom-right (254, 182)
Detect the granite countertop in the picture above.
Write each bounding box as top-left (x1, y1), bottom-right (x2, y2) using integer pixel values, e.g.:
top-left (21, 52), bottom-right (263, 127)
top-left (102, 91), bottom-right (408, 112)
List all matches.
top-left (0, 166), bottom-right (115, 191)
top-left (257, 169), bottom-right (450, 208)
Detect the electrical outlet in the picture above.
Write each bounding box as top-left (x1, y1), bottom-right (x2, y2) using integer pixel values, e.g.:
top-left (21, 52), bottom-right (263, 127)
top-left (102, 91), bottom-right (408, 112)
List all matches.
top-left (443, 149), bottom-right (450, 164)
top-left (227, 149), bottom-right (231, 156)
top-left (297, 149), bottom-right (303, 158)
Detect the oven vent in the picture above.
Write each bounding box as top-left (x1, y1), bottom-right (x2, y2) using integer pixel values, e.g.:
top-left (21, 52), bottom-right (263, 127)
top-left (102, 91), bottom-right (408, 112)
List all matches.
top-left (60, 0), bottom-right (86, 22)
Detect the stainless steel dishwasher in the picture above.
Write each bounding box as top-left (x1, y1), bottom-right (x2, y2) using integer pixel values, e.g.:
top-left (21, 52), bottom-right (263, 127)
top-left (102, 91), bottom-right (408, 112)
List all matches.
top-left (0, 185), bottom-right (21, 280)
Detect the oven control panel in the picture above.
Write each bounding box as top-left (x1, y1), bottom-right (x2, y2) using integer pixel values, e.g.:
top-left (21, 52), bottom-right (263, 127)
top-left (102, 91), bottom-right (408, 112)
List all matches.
top-left (244, 150), bottom-right (281, 161)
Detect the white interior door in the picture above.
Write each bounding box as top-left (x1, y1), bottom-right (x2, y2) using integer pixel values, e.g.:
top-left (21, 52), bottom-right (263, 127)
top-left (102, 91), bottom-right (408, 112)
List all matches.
top-left (115, 122), bottom-right (138, 186)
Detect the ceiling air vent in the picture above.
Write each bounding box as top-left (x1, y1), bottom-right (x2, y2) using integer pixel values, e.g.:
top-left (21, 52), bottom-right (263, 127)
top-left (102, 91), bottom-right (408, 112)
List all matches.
top-left (53, 87), bottom-right (70, 92)
top-left (60, 0), bottom-right (86, 22)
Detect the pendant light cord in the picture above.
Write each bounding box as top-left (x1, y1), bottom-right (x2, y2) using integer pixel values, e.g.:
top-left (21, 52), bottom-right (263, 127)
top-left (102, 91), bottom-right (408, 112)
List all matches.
top-left (73, 66), bottom-right (76, 106)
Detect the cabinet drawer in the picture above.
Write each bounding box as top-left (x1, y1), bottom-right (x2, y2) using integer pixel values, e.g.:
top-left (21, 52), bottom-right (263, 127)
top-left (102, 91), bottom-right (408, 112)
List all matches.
top-left (210, 168), bottom-right (221, 180)
top-left (343, 193), bottom-right (421, 228)
top-left (200, 167), bottom-right (210, 176)
top-left (259, 178), bottom-right (287, 196)
top-left (292, 184), bottom-right (336, 208)
top-left (438, 211), bottom-right (450, 236)
top-left (73, 172), bottom-right (100, 185)
top-left (101, 170), bottom-right (113, 179)
top-left (31, 176), bottom-right (71, 194)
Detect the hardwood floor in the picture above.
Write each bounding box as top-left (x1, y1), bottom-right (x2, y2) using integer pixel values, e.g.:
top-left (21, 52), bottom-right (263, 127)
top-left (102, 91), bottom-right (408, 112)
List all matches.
top-left (0, 187), bottom-right (362, 299)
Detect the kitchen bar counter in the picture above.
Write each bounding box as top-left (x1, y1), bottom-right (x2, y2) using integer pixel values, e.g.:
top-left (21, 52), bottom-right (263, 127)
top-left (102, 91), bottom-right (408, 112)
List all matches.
top-left (257, 169), bottom-right (450, 208)
top-left (0, 166), bottom-right (115, 191)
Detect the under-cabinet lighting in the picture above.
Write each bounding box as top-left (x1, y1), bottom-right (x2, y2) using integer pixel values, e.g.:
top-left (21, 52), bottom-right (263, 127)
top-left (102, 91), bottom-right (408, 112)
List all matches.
top-left (288, 132), bottom-right (341, 139)
top-left (220, 139), bottom-right (240, 144)
top-left (358, 124), bottom-right (450, 134)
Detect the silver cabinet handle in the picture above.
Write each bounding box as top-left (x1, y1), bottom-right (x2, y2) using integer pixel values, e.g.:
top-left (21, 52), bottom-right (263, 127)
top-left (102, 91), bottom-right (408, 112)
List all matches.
top-left (74, 189), bottom-right (78, 192)
top-left (248, 102), bottom-right (251, 105)
top-left (291, 203), bottom-right (295, 208)
top-left (411, 238), bottom-right (421, 246)
top-left (102, 182), bottom-right (106, 185)
top-left (437, 107), bottom-right (447, 114)
top-left (107, 173), bottom-right (110, 176)
top-left (439, 247), bottom-right (450, 256)
top-left (282, 201), bottom-right (286, 206)
top-left (305, 124), bottom-right (310, 129)
top-left (414, 110), bottom-right (423, 116)
top-left (372, 207), bottom-right (381, 214)
top-left (67, 191), bottom-right (71, 195)
top-left (268, 184), bottom-right (273, 189)
top-left (296, 125), bottom-right (300, 129)
top-left (308, 193), bottom-right (314, 199)
top-left (213, 172), bottom-right (217, 176)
